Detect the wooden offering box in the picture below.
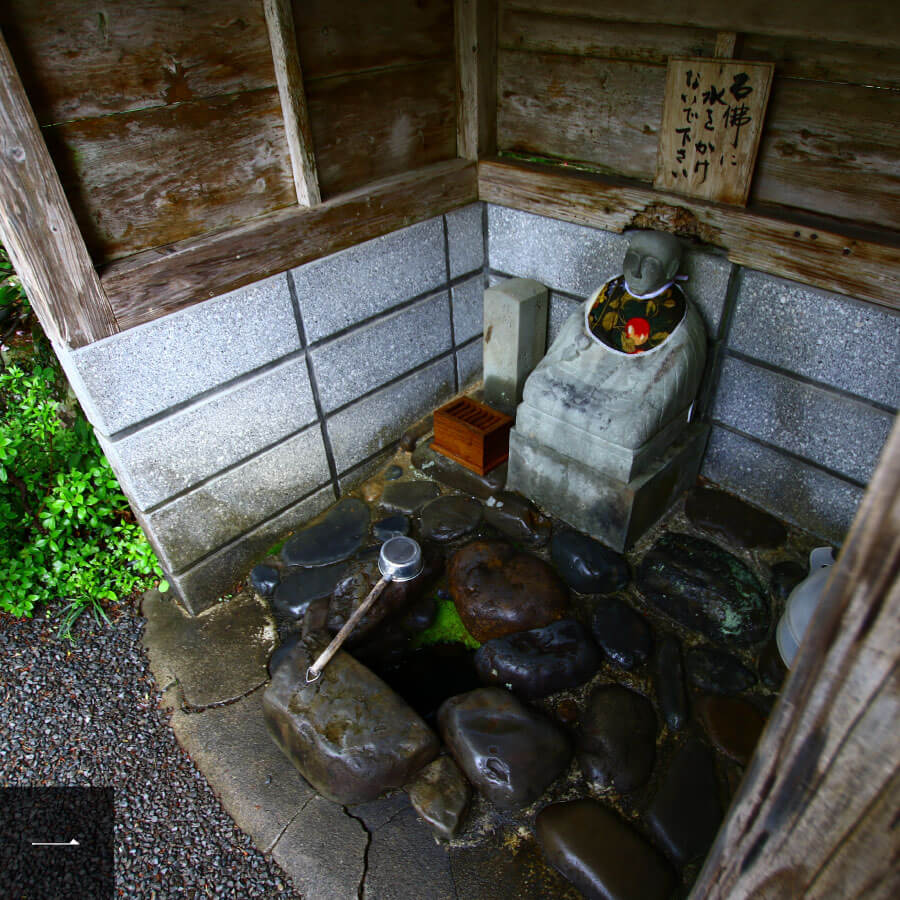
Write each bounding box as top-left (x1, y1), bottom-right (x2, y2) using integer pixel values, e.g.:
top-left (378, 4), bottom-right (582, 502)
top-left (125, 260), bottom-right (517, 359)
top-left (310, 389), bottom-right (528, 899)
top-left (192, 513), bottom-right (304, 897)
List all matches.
top-left (431, 398), bottom-right (513, 475)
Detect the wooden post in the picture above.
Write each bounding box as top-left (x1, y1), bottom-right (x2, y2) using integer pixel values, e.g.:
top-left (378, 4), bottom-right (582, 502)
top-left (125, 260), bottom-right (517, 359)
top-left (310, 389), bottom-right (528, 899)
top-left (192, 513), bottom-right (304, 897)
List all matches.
top-left (714, 31), bottom-right (738, 58)
top-left (0, 35), bottom-right (117, 348)
top-left (455, 0), bottom-right (498, 160)
top-left (692, 414), bottom-right (900, 898)
top-left (263, 0), bottom-right (321, 206)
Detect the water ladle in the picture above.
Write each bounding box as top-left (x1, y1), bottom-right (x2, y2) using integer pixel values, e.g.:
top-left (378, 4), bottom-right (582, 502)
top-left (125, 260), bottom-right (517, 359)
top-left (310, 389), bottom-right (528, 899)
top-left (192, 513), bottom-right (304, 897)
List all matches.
top-left (305, 535), bottom-right (424, 683)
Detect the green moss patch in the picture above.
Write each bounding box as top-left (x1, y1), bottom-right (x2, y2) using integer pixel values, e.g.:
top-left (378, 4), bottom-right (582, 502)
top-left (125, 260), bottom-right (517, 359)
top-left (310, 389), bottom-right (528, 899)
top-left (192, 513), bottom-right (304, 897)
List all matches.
top-left (413, 598), bottom-right (481, 650)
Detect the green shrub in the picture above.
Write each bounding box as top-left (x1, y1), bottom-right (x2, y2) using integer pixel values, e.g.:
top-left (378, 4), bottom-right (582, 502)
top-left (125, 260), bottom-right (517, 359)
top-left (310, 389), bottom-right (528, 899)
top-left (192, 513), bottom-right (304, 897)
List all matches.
top-left (0, 359), bottom-right (166, 637)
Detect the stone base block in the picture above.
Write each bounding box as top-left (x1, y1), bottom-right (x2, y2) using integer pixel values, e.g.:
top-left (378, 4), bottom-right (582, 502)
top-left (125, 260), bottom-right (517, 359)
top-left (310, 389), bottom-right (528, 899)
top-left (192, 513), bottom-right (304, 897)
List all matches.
top-left (507, 423), bottom-right (710, 552)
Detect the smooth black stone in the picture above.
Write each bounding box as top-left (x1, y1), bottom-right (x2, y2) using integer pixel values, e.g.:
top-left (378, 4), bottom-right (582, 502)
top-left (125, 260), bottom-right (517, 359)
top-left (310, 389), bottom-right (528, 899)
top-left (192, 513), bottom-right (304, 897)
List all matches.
top-left (373, 514), bottom-right (410, 541)
top-left (590, 597), bottom-right (653, 670)
top-left (551, 530), bottom-right (630, 594)
top-left (577, 684), bottom-right (657, 793)
top-left (438, 687), bottom-right (571, 810)
top-left (384, 465), bottom-right (403, 480)
top-left (536, 800), bottom-right (676, 900)
top-left (412, 442), bottom-right (507, 500)
top-left (636, 532), bottom-right (770, 646)
top-left (483, 491), bottom-right (552, 547)
top-left (474, 619), bottom-right (602, 699)
top-left (268, 632), bottom-right (302, 678)
top-left (686, 647), bottom-right (757, 695)
top-left (419, 495), bottom-right (483, 543)
top-left (685, 486), bottom-right (787, 549)
top-left (281, 498), bottom-right (370, 567)
top-left (368, 644), bottom-right (482, 727)
top-left (407, 755), bottom-right (471, 840)
top-left (271, 563), bottom-right (348, 619)
top-left (645, 737), bottom-right (723, 866)
top-left (697, 694), bottom-right (766, 767)
top-left (381, 480), bottom-right (441, 513)
top-left (655, 635), bottom-right (688, 732)
top-left (250, 564), bottom-right (280, 598)
top-left (770, 560), bottom-right (807, 604)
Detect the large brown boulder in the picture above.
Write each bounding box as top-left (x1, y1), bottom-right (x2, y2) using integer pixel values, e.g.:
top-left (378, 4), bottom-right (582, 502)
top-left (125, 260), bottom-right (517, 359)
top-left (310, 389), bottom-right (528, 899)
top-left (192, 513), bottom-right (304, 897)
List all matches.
top-left (448, 541), bottom-right (570, 642)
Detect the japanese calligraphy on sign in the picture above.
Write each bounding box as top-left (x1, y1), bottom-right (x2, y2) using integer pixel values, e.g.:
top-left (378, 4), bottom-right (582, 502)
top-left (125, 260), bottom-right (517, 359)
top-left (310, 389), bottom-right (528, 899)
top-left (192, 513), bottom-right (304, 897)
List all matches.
top-left (654, 58), bottom-right (774, 206)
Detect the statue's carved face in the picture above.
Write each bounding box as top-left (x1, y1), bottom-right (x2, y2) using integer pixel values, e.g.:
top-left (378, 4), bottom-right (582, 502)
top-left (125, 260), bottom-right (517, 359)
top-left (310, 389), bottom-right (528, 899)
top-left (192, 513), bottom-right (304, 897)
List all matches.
top-left (622, 232), bottom-right (682, 296)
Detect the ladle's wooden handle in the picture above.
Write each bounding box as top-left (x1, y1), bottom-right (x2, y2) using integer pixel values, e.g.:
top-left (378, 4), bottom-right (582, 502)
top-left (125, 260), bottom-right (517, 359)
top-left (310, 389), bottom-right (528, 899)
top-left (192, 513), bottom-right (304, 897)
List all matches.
top-left (305, 574), bottom-right (390, 682)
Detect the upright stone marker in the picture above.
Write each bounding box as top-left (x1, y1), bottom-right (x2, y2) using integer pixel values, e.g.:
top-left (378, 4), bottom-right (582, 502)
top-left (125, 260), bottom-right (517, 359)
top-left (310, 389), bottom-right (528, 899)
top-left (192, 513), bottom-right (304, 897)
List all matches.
top-left (482, 278), bottom-right (548, 415)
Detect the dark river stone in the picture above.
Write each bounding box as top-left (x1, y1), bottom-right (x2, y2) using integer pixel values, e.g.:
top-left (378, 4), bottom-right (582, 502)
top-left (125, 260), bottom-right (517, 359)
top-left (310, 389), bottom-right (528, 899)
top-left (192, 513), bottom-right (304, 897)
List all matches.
top-left (645, 737), bottom-right (723, 866)
top-left (697, 694), bottom-right (767, 766)
top-left (412, 442), bottom-right (507, 500)
top-left (373, 514), bottom-right (410, 541)
top-left (263, 637), bottom-right (439, 805)
top-left (448, 541), bottom-right (570, 642)
top-left (407, 755), bottom-right (471, 840)
top-left (685, 486), bottom-right (787, 549)
top-left (536, 799), bottom-right (676, 900)
top-left (636, 532), bottom-right (770, 646)
top-left (281, 498), bottom-right (370, 567)
top-left (590, 596), bottom-right (653, 670)
top-left (271, 563), bottom-right (348, 619)
top-left (654, 634), bottom-right (688, 732)
top-left (438, 687), bottom-right (571, 810)
top-left (758, 635), bottom-right (788, 692)
top-left (686, 646), bottom-right (757, 695)
top-left (268, 632), bottom-right (302, 678)
top-left (249, 563), bottom-right (280, 598)
top-left (769, 559), bottom-right (807, 604)
top-left (474, 619), bottom-right (602, 699)
top-left (483, 491), bottom-right (552, 547)
top-left (551, 530), bottom-right (630, 594)
top-left (576, 684), bottom-right (657, 793)
top-left (384, 464), bottom-right (403, 480)
top-left (420, 495), bottom-right (483, 542)
top-left (381, 480), bottom-right (441, 513)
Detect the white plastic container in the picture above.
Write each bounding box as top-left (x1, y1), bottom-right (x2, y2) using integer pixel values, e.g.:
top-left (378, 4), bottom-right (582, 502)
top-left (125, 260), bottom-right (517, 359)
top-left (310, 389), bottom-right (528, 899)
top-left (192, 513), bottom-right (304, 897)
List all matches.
top-left (776, 547), bottom-right (835, 667)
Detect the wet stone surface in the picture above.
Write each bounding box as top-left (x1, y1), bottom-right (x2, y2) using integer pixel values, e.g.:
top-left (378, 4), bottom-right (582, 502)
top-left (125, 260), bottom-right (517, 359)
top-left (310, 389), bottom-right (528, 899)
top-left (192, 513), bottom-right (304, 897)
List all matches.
top-left (551, 529), bottom-right (630, 594)
top-left (483, 491), bottom-right (552, 546)
top-left (250, 563), bottom-right (280, 598)
top-left (474, 619), bottom-right (602, 699)
top-left (438, 687), bottom-right (571, 810)
top-left (686, 646), bottom-right (757, 695)
top-left (685, 485), bottom-right (788, 548)
top-left (281, 497), bottom-right (370, 567)
top-left (448, 541), bottom-right (570, 642)
top-left (590, 596), bottom-right (653, 670)
top-left (636, 532), bottom-right (770, 646)
top-left (231, 418), bottom-right (815, 898)
top-left (577, 684), bottom-right (657, 793)
top-left (419, 495), bottom-right (483, 542)
top-left (271, 563), bottom-right (348, 619)
top-left (381, 479), bottom-right (441, 513)
top-left (536, 800), bottom-right (677, 900)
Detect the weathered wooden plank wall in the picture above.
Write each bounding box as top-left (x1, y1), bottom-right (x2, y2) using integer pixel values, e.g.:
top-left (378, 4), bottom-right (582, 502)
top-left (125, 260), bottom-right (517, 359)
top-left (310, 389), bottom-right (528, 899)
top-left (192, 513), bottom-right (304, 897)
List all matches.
top-left (498, 1), bottom-right (900, 230)
top-left (0, 0), bottom-right (458, 265)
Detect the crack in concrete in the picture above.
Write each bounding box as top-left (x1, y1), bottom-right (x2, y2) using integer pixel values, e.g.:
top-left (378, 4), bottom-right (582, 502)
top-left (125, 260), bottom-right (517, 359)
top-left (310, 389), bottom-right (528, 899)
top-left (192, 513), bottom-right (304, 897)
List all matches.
top-left (341, 805), bottom-right (373, 900)
top-left (266, 793), bottom-right (316, 855)
top-left (179, 679), bottom-right (267, 714)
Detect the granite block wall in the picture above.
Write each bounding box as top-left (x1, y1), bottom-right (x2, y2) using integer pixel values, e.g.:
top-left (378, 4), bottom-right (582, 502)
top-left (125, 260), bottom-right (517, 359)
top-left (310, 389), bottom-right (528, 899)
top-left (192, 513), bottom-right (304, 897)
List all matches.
top-left (485, 204), bottom-right (897, 544)
top-left (56, 207), bottom-right (487, 614)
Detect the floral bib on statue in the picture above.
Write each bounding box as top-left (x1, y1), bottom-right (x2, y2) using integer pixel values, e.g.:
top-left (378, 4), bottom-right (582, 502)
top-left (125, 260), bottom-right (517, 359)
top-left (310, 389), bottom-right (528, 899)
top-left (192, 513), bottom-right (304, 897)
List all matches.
top-left (585, 275), bottom-right (686, 354)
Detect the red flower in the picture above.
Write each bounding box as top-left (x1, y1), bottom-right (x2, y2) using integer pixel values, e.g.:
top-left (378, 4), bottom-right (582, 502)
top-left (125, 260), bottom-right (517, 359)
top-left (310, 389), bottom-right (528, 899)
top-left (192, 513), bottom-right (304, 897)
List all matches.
top-left (626, 317), bottom-right (650, 346)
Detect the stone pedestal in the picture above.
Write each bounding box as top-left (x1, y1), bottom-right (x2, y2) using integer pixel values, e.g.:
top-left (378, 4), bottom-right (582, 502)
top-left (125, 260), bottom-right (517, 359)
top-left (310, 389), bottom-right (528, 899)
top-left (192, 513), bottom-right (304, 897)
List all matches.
top-left (507, 423), bottom-right (710, 552)
top-left (483, 278), bottom-right (548, 415)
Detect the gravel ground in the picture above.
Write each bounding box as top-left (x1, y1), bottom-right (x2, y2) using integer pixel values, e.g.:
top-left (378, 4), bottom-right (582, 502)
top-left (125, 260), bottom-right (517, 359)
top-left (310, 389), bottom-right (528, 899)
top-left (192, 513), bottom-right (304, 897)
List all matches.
top-left (0, 601), bottom-right (298, 898)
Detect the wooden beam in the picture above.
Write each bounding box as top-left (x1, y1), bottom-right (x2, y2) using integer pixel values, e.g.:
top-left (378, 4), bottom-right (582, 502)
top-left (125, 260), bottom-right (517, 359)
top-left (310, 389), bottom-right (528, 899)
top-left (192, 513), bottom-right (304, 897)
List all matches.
top-left (100, 159), bottom-right (477, 331)
top-left (455, 0), bottom-right (498, 160)
top-left (0, 34), bottom-right (117, 348)
top-left (692, 413), bottom-right (900, 898)
top-left (478, 159), bottom-right (900, 311)
top-left (714, 31), bottom-right (738, 58)
top-left (263, 0), bottom-right (321, 206)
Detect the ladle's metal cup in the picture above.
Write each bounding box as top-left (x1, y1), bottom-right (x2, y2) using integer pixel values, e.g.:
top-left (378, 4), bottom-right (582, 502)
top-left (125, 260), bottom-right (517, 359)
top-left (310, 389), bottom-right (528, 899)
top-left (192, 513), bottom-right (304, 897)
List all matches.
top-left (378, 535), bottom-right (424, 582)
top-left (305, 536), bottom-right (424, 683)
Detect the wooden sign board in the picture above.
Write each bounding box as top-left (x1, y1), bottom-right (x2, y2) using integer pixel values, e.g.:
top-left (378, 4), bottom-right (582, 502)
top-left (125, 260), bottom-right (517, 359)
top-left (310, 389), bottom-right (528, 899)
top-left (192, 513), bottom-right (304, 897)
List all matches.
top-left (654, 58), bottom-right (774, 206)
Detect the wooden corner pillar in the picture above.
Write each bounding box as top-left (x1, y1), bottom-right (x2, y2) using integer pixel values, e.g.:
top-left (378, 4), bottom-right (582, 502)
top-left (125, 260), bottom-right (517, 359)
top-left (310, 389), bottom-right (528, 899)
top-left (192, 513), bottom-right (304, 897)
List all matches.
top-left (693, 414), bottom-right (900, 898)
top-left (0, 34), bottom-right (117, 348)
top-left (263, 0), bottom-right (321, 207)
top-left (455, 0), bottom-right (498, 160)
